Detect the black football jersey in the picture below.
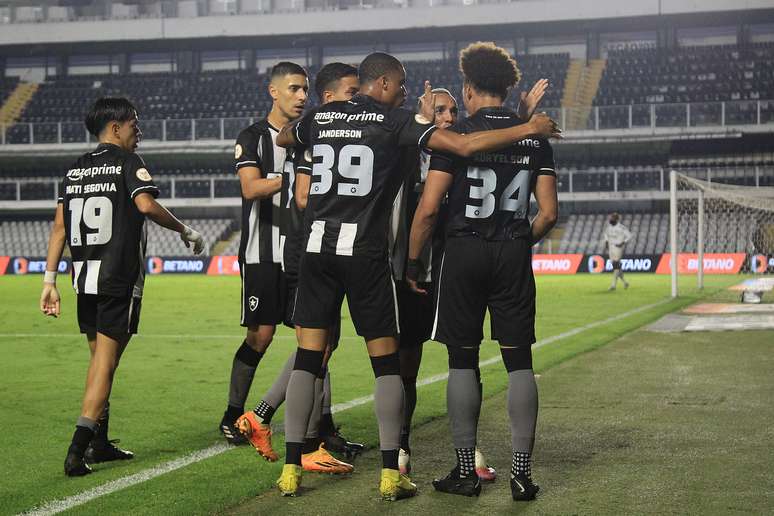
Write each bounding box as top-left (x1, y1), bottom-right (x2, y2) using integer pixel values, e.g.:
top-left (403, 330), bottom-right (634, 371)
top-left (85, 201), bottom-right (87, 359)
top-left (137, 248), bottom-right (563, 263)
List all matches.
top-left (57, 143), bottom-right (159, 298)
top-left (234, 119), bottom-right (285, 264)
top-left (279, 146), bottom-right (311, 275)
top-left (294, 94), bottom-right (437, 258)
top-left (389, 148), bottom-right (446, 282)
top-left (429, 106), bottom-right (555, 241)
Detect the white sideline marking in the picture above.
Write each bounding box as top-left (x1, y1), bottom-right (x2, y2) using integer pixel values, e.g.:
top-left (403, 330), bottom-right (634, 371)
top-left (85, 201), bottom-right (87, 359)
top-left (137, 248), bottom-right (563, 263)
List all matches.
top-left (19, 298), bottom-right (671, 516)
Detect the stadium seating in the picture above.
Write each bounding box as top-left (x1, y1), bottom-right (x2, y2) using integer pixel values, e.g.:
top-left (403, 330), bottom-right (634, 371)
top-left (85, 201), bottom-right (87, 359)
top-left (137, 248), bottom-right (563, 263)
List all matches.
top-left (594, 43), bottom-right (774, 129)
top-left (2, 53), bottom-right (569, 144)
top-left (558, 212), bottom-right (669, 254)
top-left (0, 217), bottom-right (234, 256)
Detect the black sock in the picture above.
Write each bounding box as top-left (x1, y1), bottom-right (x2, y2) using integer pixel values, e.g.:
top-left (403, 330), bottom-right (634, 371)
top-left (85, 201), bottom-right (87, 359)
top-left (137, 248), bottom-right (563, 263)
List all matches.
top-left (319, 413), bottom-right (335, 437)
top-left (401, 376), bottom-right (417, 454)
top-left (456, 447), bottom-right (476, 477)
top-left (511, 451), bottom-right (532, 479)
top-left (286, 442), bottom-right (304, 466)
top-left (224, 405), bottom-right (243, 423)
top-left (92, 403), bottom-right (110, 447)
top-left (382, 449), bottom-right (399, 470)
top-left (253, 400), bottom-right (275, 424)
top-left (69, 426), bottom-right (95, 456)
top-left (303, 437), bottom-right (321, 454)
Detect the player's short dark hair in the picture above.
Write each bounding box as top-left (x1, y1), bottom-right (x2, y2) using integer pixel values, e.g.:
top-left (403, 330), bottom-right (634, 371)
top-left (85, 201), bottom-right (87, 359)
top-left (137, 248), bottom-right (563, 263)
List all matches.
top-left (358, 52), bottom-right (404, 84)
top-left (459, 42), bottom-right (521, 101)
top-left (315, 62), bottom-right (358, 101)
top-left (85, 97), bottom-right (137, 137)
top-left (270, 61), bottom-right (307, 81)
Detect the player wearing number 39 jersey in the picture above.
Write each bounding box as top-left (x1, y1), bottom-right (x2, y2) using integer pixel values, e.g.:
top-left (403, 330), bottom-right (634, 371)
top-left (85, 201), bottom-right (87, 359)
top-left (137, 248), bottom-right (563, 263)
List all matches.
top-left (273, 51), bottom-right (560, 500)
top-left (39, 98), bottom-right (205, 478)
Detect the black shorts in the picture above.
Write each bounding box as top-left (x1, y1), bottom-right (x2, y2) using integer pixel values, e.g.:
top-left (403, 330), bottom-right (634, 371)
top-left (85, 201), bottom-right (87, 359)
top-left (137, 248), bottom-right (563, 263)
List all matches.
top-left (240, 262), bottom-right (286, 328)
top-left (433, 236), bottom-right (536, 348)
top-left (395, 280), bottom-right (434, 348)
top-left (77, 294), bottom-right (141, 341)
top-left (294, 253), bottom-right (398, 340)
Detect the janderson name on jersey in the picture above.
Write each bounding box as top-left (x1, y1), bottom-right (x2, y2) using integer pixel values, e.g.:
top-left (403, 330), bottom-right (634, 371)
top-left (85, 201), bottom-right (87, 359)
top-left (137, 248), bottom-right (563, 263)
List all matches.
top-left (294, 93), bottom-right (437, 258)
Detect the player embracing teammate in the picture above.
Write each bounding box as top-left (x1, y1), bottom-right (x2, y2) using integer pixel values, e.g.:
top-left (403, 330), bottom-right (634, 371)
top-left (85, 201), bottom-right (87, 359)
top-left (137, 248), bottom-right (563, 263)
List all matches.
top-left (274, 51), bottom-right (559, 500)
top-left (408, 42), bottom-right (559, 501)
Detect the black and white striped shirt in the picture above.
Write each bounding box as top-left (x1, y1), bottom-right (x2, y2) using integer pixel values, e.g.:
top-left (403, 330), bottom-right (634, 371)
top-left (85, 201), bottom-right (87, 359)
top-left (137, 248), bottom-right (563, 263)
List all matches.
top-left (234, 119), bottom-right (285, 264)
top-left (294, 94), bottom-right (437, 259)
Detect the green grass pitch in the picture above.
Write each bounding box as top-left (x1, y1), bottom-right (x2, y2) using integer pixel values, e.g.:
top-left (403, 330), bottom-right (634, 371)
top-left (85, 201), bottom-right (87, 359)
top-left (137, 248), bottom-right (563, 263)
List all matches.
top-left (0, 273), bottom-right (768, 515)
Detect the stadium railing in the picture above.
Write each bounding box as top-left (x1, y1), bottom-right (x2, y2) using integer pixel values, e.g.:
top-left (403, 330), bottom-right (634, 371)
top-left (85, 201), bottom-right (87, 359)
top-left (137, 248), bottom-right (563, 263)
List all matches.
top-left (3, 166), bottom-right (772, 202)
top-left (1, 99), bottom-right (773, 145)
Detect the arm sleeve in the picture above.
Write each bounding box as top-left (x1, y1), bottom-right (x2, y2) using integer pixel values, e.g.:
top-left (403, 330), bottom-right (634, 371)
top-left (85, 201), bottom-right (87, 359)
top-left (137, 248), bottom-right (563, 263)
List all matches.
top-left (536, 140), bottom-right (556, 177)
top-left (123, 154), bottom-right (159, 199)
top-left (234, 129), bottom-right (261, 172)
top-left (294, 112), bottom-right (314, 146)
top-left (295, 146), bottom-right (312, 175)
top-left (395, 109), bottom-right (437, 148)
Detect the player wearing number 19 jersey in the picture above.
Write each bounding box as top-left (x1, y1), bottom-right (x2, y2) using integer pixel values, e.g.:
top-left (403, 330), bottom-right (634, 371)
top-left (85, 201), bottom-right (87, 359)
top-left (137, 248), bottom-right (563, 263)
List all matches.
top-left (274, 52), bottom-right (561, 499)
top-left (407, 42), bottom-right (559, 501)
top-left (40, 97), bottom-right (204, 477)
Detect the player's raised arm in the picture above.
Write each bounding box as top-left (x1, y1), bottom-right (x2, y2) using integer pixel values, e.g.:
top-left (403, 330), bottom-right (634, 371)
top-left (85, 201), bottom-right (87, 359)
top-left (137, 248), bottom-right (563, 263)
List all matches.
top-left (407, 169), bottom-right (454, 294)
top-left (517, 78), bottom-right (549, 121)
top-left (40, 203), bottom-right (66, 317)
top-left (426, 113), bottom-right (560, 157)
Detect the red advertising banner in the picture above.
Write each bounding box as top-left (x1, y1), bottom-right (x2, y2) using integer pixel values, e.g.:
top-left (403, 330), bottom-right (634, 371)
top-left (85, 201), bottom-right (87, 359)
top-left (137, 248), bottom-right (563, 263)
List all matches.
top-left (531, 254), bottom-right (583, 275)
top-left (207, 255), bottom-right (241, 276)
top-left (655, 253), bottom-right (746, 274)
top-left (0, 256), bottom-right (9, 275)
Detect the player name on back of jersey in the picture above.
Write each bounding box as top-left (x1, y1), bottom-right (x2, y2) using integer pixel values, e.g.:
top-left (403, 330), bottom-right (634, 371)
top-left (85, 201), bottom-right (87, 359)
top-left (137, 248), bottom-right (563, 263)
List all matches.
top-left (472, 152), bottom-right (532, 165)
top-left (318, 129), bottom-right (363, 139)
top-left (65, 183), bottom-right (118, 195)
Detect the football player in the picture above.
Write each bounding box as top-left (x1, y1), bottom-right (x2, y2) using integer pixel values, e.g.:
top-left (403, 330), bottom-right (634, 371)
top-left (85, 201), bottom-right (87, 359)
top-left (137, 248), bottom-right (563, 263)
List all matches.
top-left (604, 212), bottom-right (632, 290)
top-left (40, 97), bottom-right (204, 476)
top-left (218, 62), bottom-right (308, 446)
top-left (274, 51), bottom-right (559, 499)
top-left (407, 42), bottom-right (559, 501)
top-left (235, 63), bottom-right (363, 474)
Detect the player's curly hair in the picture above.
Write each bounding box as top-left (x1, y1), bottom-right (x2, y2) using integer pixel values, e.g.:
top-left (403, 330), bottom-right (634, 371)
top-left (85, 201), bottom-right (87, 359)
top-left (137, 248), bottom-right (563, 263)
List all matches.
top-left (459, 42), bottom-right (521, 101)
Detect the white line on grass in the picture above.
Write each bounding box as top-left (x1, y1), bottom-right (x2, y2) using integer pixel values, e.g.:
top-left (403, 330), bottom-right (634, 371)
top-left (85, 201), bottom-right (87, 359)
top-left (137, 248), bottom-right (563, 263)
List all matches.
top-left (19, 298), bottom-right (671, 516)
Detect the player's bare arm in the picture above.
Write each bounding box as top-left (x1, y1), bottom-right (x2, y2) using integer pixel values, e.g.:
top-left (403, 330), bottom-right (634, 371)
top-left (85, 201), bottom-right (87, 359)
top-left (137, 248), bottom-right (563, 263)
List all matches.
top-left (40, 203), bottom-right (66, 318)
top-left (530, 174), bottom-right (558, 244)
top-left (238, 166), bottom-right (283, 200)
top-left (295, 172), bottom-right (311, 210)
top-left (517, 78), bottom-right (549, 121)
top-left (406, 169), bottom-right (454, 295)
top-left (427, 112), bottom-right (561, 158)
top-left (134, 192), bottom-right (205, 254)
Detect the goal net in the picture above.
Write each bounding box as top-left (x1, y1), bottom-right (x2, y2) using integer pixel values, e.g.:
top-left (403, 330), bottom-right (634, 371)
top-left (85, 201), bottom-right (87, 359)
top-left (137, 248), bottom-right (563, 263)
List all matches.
top-left (669, 171), bottom-right (774, 298)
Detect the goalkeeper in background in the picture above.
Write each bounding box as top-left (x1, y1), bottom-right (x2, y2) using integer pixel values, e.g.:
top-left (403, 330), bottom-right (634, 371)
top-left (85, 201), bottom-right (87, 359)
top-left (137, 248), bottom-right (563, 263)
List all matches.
top-left (604, 212), bottom-right (632, 291)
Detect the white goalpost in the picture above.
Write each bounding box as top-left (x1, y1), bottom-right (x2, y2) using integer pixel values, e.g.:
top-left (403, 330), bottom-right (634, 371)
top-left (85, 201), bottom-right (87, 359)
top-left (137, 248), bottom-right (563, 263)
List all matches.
top-left (669, 170), bottom-right (774, 298)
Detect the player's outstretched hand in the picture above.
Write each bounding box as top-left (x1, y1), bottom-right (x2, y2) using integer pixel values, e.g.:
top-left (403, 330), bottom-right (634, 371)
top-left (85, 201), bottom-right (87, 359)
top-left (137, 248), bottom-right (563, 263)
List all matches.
top-left (528, 113), bottom-right (562, 139)
top-left (181, 226), bottom-right (205, 255)
top-left (518, 79), bottom-right (549, 121)
top-left (418, 80), bottom-right (436, 124)
top-left (40, 284), bottom-right (60, 318)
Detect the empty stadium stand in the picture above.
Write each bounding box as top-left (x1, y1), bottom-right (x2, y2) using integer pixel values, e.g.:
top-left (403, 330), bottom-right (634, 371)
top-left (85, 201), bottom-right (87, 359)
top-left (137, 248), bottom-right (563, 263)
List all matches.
top-left (0, 218), bottom-right (234, 256)
top-left (558, 212), bottom-right (669, 254)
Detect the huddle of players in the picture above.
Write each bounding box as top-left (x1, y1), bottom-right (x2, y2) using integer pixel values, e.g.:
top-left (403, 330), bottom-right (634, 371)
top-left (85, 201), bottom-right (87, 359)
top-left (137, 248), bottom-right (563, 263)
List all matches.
top-left (42, 41), bottom-right (560, 502)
